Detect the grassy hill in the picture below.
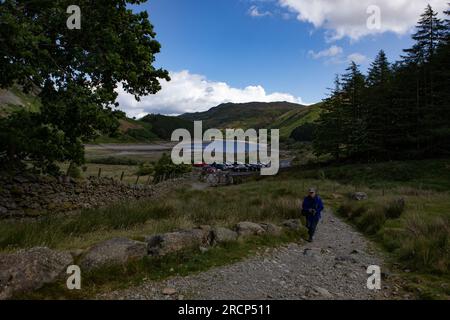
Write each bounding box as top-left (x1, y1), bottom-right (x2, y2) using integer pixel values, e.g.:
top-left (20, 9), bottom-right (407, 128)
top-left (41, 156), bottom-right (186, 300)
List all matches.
top-left (140, 114), bottom-right (194, 140)
top-left (0, 85), bottom-right (41, 117)
top-left (179, 101), bottom-right (304, 129)
top-left (269, 103), bottom-right (322, 139)
top-left (93, 114), bottom-right (194, 143)
top-left (1, 86), bottom-right (322, 142)
top-left (0, 86), bottom-right (189, 143)
top-left (180, 101), bottom-right (322, 139)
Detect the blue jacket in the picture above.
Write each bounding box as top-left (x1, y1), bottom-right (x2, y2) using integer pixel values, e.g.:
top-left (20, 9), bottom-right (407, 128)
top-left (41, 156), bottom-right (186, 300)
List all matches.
top-left (302, 195), bottom-right (324, 220)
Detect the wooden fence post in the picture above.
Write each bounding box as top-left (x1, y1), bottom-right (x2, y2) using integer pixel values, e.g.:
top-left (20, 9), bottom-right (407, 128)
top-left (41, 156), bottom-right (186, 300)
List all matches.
top-left (120, 171), bottom-right (124, 182)
top-left (97, 168), bottom-right (102, 178)
top-left (146, 175), bottom-right (151, 185)
top-left (135, 175), bottom-right (140, 185)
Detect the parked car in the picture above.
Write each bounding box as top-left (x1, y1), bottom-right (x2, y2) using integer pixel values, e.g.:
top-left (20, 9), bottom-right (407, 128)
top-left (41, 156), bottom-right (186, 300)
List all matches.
top-left (202, 165), bottom-right (217, 174)
top-left (224, 162), bottom-right (234, 170)
top-left (213, 163), bottom-right (228, 171)
top-left (232, 162), bottom-right (248, 172)
top-left (193, 162), bottom-right (208, 168)
top-left (248, 163), bottom-right (262, 171)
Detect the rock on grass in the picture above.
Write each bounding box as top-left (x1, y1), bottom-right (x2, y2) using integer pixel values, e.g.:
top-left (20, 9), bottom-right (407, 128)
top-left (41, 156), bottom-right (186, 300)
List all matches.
top-left (80, 237), bottom-right (147, 271)
top-left (0, 247), bottom-right (73, 299)
top-left (146, 226), bottom-right (212, 256)
top-left (236, 222), bottom-right (265, 237)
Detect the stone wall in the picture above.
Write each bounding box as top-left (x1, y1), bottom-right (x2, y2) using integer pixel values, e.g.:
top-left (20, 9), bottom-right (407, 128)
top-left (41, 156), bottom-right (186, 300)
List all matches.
top-left (0, 174), bottom-right (184, 218)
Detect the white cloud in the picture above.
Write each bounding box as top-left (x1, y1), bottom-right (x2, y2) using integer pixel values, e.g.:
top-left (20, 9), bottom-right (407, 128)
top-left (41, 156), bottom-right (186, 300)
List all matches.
top-left (248, 5), bottom-right (272, 17)
top-left (116, 70), bottom-right (305, 118)
top-left (347, 52), bottom-right (367, 64)
top-left (309, 46), bottom-right (367, 65)
top-left (278, 0), bottom-right (448, 40)
top-left (309, 45), bottom-right (343, 59)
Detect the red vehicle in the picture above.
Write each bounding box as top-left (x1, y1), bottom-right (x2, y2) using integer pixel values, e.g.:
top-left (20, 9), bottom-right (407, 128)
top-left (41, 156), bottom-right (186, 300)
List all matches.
top-left (193, 162), bottom-right (208, 168)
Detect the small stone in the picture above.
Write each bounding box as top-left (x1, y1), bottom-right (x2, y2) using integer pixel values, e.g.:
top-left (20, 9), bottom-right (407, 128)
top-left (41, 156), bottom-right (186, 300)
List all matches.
top-left (352, 192), bottom-right (368, 201)
top-left (162, 287), bottom-right (177, 295)
top-left (314, 287), bottom-right (333, 298)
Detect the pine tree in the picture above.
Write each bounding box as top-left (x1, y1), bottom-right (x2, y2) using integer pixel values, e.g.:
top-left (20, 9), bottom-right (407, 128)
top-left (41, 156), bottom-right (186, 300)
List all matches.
top-left (399, 5), bottom-right (446, 157)
top-left (365, 50), bottom-right (393, 159)
top-left (430, 4), bottom-right (450, 155)
top-left (313, 76), bottom-right (345, 160)
top-left (402, 4), bottom-right (446, 64)
top-left (339, 62), bottom-right (367, 159)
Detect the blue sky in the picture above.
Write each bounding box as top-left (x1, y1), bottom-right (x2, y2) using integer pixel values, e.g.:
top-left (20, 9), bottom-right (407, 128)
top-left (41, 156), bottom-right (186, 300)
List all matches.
top-left (117, 0), bottom-right (447, 117)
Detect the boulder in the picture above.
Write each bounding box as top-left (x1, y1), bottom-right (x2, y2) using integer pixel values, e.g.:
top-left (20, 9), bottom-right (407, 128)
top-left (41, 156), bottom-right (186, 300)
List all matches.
top-left (259, 223), bottom-right (282, 236)
top-left (352, 192), bottom-right (368, 201)
top-left (211, 227), bottom-right (238, 244)
top-left (235, 221), bottom-right (265, 237)
top-left (281, 219), bottom-right (302, 230)
top-left (80, 237), bottom-right (147, 270)
top-left (146, 226), bottom-right (212, 256)
top-left (0, 247), bottom-right (73, 299)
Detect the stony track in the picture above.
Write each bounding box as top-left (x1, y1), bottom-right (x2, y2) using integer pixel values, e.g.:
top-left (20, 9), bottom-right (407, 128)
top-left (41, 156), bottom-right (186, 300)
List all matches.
top-left (99, 210), bottom-right (398, 300)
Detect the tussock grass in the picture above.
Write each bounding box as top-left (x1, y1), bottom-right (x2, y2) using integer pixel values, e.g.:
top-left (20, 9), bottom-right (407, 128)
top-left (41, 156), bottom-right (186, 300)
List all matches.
top-left (0, 181), bottom-right (306, 251)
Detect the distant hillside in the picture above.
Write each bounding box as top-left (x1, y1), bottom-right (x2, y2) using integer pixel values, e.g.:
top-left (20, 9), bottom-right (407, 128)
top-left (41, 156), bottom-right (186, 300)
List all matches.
top-left (140, 114), bottom-right (194, 140)
top-left (180, 101), bottom-right (322, 139)
top-left (179, 101), bottom-right (305, 130)
top-left (2, 87), bottom-right (322, 142)
top-left (0, 85), bottom-right (41, 117)
top-left (269, 103), bottom-right (322, 139)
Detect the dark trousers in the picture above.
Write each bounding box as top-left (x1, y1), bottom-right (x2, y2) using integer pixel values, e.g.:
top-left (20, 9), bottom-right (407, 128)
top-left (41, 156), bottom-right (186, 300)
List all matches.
top-left (306, 216), bottom-right (320, 239)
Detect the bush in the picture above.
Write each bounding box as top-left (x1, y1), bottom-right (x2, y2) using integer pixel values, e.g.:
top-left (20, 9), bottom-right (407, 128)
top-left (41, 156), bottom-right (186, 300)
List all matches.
top-left (336, 202), bottom-right (369, 220)
top-left (336, 203), bottom-right (353, 217)
top-left (67, 164), bottom-right (82, 179)
top-left (136, 162), bottom-right (154, 176)
top-left (397, 215), bottom-right (449, 274)
top-left (153, 153), bottom-right (191, 183)
top-left (355, 208), bottom-right (386, 235)
top-left (384, 198), bottom-right (406, 219)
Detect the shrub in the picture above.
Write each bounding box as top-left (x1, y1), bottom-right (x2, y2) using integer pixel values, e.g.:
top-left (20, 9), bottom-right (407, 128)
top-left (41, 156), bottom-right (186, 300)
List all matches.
top-left (355, 208), bottom-right (386, 235)
top-left (336, 202), bottom-right (368, 220)
top-left (136, 162), bottom-right (154, 176)
top-left (336, 203), bottom-right (353, 217)
top-left (384, 198), bottom-right (406, 219)
top-left (397, 214), bottom-right (449, 274)
top-left (67, 164), bottom-right (81, 179)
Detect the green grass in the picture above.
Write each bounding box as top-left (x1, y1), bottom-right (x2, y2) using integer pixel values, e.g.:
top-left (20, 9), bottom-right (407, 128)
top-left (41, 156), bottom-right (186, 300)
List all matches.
top-left (0, 180), bottom-right (306, 251)
top-left (2, 157), bottom-right (449, 299)
top-left (270, 104), bottom-right (322, 139)
top-left (15, 230), bottom-right (305, 300)
top-left (288, 158), bottom-right (450, 191)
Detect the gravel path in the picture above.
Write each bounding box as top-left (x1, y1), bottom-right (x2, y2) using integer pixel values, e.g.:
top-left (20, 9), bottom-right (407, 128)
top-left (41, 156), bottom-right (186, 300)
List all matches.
top-left (99, 210), bottom-right (397, 300)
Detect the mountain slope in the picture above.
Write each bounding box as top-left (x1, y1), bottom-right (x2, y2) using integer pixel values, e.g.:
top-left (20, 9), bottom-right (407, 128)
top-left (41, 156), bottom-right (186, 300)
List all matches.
top-left (0, 85), bottom-right (41, 117)
top-left (179, 101), bottom-right (304, 130)
top-left (269, 103), bottom-right (322, 139)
